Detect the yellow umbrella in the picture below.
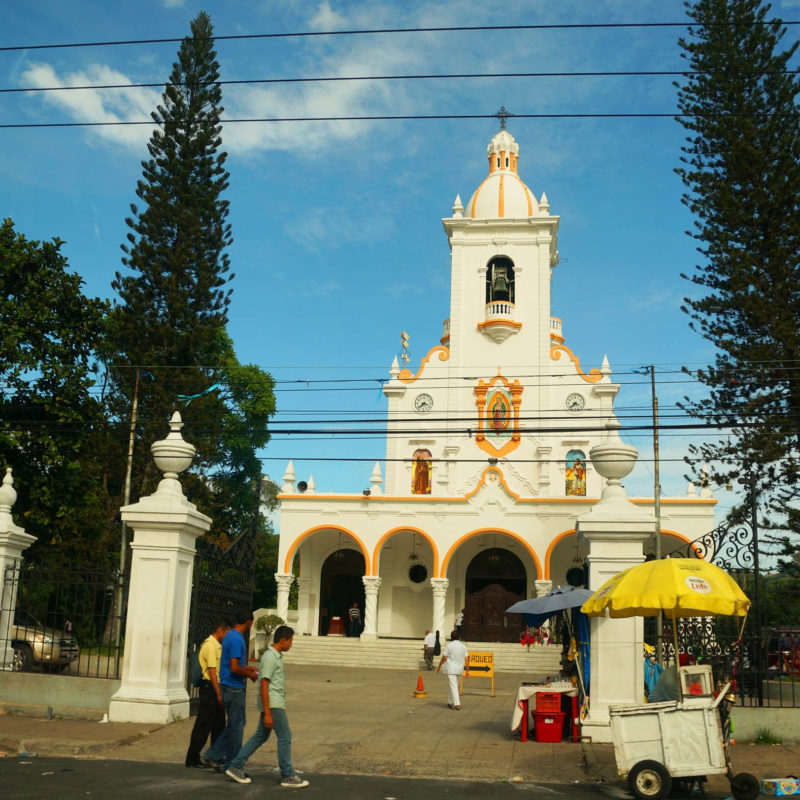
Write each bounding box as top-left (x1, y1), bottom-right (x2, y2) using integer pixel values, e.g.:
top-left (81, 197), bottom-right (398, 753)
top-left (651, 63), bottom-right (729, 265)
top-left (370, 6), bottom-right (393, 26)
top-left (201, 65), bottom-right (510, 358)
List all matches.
top-left (581, 558), bottom-right (751, 620)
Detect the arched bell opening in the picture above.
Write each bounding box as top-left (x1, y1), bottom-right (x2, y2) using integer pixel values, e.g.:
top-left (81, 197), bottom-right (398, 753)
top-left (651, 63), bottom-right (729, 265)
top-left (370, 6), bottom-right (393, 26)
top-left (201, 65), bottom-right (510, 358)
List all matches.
top-left (485, 257), bottom-right (515, 304)
top-left (318, 548), bottom-right (365, 636)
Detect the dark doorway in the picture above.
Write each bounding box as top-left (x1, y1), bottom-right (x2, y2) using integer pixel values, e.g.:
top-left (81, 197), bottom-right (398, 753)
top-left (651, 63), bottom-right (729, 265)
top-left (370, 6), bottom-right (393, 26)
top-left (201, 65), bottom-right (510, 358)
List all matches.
top-left (463, 548), bottom-right (527, 642)
top-left (318, 548), bottom-right (365, 636)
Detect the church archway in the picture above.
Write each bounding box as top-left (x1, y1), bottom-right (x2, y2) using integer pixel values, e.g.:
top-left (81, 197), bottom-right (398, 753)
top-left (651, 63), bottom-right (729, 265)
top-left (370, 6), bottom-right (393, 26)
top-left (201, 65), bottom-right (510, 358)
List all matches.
top-left (318, 549), bottom-right (365, 636)
top-left (463, 548), bottom-right (526, 642)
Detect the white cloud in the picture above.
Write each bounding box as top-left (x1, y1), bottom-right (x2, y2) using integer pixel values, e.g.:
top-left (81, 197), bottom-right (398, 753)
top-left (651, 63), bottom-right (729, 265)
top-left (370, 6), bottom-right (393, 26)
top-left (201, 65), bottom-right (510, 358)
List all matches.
top-left (20, 62), bottom-right (160, 151)
top-left (163, 0), bottom-right (185, 7)
top-left (309, 1), bottom-right (347, 30)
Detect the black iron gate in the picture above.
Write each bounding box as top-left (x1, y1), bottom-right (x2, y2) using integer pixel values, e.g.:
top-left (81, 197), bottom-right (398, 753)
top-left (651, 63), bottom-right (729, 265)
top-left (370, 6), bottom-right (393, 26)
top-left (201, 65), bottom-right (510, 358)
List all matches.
top-left (662, 476), bottom-right (800, 708)
top-left (186, 483), bottom-right (260, 714)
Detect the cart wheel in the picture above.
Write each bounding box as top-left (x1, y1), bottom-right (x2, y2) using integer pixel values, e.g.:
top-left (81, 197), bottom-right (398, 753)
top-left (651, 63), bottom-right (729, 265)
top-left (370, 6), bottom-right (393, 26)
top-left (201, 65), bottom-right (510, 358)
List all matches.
top-left (627, 760), bottom-right (672, 800)
top-left (730, 772), bottom-right (760, 800)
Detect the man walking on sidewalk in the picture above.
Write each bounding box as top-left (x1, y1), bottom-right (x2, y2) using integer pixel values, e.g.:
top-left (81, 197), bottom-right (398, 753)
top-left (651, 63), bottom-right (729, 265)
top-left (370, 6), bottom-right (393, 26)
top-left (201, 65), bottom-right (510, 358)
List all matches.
top-left (185, 617), bottom-right (230, 768)
top-left (202, 610), bottom-right (258, 772)
top-left (436, 630), bottom-right (470, 710)
top-left (422, 630), bottom-right (436, 671)
top-left (225, 625), bottom-right (309, 788)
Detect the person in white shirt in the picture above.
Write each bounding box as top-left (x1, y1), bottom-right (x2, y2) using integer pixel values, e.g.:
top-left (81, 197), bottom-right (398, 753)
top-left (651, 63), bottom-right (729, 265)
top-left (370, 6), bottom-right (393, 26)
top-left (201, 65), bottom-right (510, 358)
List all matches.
top-left (422, 630), bottom-right (436, 671)
top-left (436, 630), bottom-right (470, 710)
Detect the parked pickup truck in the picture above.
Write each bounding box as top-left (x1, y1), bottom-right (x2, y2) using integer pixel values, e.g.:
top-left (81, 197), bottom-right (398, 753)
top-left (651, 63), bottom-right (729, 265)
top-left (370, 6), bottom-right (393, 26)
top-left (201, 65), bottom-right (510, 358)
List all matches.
top-left (11, 610), bottom-right (80, 672)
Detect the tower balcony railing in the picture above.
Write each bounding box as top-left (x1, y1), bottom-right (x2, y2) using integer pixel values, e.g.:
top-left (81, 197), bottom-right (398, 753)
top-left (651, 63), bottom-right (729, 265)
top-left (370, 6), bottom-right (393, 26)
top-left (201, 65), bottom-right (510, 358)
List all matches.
top-left (485, 300), bottom-right (516, 321)
top-left (550, 317), bottom-right (563, 337)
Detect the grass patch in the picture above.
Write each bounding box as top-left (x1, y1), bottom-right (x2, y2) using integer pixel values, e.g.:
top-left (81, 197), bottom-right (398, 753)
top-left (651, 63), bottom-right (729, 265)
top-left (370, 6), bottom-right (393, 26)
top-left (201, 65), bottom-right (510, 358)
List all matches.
top-left (754, 727), bottom-right (782, 745)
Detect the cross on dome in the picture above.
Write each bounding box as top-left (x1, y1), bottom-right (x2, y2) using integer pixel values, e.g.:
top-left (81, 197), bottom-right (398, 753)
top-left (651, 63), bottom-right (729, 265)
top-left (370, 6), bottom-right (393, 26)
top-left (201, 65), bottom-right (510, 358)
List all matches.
top-left (494, 105), bottom-right (513, 131)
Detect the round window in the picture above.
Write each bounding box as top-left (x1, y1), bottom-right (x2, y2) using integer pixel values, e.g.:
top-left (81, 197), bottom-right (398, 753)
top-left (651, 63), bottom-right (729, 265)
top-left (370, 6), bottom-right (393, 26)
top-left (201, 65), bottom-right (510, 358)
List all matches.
top-left (409, 564), bottom-right (428, 584)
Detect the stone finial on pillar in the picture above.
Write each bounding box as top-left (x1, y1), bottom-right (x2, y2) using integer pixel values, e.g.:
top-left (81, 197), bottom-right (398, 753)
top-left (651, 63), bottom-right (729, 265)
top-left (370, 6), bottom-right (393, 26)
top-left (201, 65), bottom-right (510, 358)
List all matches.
top-left (109, 413), bottom-right (211, 723)
top-left (452, 194), bottom-right (464, 218)
top-left (535, 579), bottom-right (553, 598)
top-left (0, 469), bottom-right (38, 671)
top-left (361, 576), bottom-right (382, 642)
top-left (275, 573), bottom-right (295, 623)
top-left (430, 577), bottom-right (450, 641)
top-left (577, 415), bottom-right (655, 742)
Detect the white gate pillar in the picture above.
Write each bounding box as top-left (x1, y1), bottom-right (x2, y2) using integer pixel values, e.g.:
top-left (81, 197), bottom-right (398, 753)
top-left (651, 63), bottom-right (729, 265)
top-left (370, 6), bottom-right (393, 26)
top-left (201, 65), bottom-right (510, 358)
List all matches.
top-left (577, 417), bottom-right (654, 742)
top-left (430, 577), bottom-right (450, 640)
top-left (109, 412), bottom-right (211, 724)
top-left (535, 579), bottom-right (553, 597)
top-left (0, 469), bottom-right (37, 671)
top-left (295, 577), bottom-right (313, 635)
top-left (275, 573), bottom-right (294, 624)
top-left (361, 576), bottom-right (382, 641)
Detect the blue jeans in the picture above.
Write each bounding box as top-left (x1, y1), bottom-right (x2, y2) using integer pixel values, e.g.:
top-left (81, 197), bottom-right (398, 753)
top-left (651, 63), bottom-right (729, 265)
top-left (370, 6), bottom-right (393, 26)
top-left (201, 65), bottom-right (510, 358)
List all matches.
top-left (203, 686), bottom-right (246, 769)
top-left (230, 707), bottom-right (294, 778)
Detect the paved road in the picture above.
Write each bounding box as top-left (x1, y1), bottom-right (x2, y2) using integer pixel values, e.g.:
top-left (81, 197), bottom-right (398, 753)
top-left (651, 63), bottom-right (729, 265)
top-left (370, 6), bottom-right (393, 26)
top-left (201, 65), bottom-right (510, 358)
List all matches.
top-left (0, 757), bottom-right (745, 800)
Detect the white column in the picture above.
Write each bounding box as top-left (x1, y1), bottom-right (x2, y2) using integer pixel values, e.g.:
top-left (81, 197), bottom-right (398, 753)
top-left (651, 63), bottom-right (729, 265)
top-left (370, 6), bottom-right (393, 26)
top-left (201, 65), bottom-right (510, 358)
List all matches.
top-left (430, 577), bottom-right (450, 640)
top-left (109, 413), bottom-right (211, 724)
top-left (535, 579), bottom-right (553, 597)
top-left (576, 416), bottom-right (654, 742)
top-left (295, 577), bottom-right (312, 635)
top-left (361, 576), bottom-right (382, 642)
top-left (275, 573), bottom-right (294, 624)
top-left (0, 469), bottom-right (37, 671)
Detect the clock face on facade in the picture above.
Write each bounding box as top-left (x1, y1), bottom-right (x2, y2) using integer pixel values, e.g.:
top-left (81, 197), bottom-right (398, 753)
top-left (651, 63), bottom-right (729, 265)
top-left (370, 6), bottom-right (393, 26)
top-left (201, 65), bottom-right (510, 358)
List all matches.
top-left (565, 393), bottom-right (585, 413)
top-left (414, 393), bottom-right (434, 413)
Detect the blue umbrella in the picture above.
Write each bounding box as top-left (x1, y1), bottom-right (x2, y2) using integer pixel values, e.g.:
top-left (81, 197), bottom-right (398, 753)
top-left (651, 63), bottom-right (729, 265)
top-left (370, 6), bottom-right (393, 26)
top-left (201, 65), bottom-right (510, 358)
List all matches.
top-left (506, 585), bottom-right (592, 627)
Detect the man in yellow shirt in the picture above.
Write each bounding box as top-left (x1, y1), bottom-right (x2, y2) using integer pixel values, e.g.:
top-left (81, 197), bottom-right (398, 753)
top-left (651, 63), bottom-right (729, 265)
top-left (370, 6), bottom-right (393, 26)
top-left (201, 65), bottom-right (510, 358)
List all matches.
top-left (185, 618), bottom-right (230, 768)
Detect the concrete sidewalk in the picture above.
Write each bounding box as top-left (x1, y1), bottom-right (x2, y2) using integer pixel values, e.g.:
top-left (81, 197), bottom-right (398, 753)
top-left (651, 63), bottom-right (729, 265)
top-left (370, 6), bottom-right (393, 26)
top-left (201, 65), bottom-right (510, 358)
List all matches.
top-left (0, 664), bottom-right (797, 793)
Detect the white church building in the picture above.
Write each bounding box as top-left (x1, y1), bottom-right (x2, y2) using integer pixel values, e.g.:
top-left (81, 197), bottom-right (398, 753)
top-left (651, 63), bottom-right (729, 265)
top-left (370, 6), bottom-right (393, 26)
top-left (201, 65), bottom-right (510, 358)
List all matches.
top-left (274, 126), bottom-right (715, 643)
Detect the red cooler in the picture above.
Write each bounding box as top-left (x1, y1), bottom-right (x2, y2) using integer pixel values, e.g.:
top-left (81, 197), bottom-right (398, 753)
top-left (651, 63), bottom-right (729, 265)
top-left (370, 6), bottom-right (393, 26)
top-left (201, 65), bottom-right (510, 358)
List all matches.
top-left (533, 711), bottom-right (565, 742)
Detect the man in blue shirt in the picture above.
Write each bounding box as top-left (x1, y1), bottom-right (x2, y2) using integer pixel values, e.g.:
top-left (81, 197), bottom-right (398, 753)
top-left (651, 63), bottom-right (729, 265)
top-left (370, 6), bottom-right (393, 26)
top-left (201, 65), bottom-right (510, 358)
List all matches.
top-left (202, 610), bottom-right (258, 772)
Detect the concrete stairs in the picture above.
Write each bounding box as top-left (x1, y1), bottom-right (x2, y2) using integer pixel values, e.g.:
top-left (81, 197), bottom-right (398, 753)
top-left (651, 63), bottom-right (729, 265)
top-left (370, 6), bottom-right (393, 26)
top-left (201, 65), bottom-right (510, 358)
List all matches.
top-left (285, 636), bottom-right (563, 676)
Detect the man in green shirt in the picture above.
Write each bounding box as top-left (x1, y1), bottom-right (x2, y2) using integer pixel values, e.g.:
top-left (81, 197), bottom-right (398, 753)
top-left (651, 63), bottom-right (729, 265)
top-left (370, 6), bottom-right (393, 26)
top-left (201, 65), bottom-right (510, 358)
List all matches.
top-left (224, 625), bottom-right (309, 788)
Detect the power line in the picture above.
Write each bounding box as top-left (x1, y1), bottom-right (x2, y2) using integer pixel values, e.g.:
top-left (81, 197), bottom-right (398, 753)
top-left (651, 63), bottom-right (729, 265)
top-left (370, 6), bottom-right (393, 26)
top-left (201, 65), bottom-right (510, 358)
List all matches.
top-left (1, 111), bottom-right (790, 130)
top-left (2, 20), bottom-right (797, 53)
top-left (8, 68), bottom-right (799, 95)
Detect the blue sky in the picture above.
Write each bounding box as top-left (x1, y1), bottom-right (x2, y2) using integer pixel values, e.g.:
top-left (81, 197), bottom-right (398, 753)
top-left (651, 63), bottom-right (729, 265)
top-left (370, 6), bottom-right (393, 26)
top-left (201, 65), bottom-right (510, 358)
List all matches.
top-left (3, 0), bottom-right (798, 519)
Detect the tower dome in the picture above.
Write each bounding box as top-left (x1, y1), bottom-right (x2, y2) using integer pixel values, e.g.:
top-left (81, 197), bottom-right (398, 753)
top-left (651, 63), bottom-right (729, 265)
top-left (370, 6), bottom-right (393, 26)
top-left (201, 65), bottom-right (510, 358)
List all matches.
top-left (464, 128), bottom-right (539, 219)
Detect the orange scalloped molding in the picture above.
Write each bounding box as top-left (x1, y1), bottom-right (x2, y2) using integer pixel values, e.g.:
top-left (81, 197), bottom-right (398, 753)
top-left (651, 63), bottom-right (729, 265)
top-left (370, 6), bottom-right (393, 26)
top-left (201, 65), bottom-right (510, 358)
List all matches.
top-left (474, 370), bottom-right (523, 457)
top-left (398, 345), bottom-right (450, 383)
top-left (550, 345), bottom-right (603, 383)
top-left (477, 319), bottom-right (523, 332)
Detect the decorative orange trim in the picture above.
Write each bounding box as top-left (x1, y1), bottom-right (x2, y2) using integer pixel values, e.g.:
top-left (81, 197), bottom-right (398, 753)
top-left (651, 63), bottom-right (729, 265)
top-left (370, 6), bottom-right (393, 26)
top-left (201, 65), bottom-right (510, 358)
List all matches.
top-left (371, 526), bottom-right (440, 577)
top-left (498, 174), bottom-right (505, 217)
top-left (524, 181), bottom-right (533, 216)
top-left (477, 319), bottom-right (523, 332)
top-left (398, 345), bottom-right (450, 383)
top-left (440, 527), bottom-right (542, 580)
top-left (283, 524), bottom-right (371, 574)
top-left (470, 175), bottom-right (491, 218)
top-left (550, 333), bottom-right (565, 344)
top-left (461, 465), bottom-right (521, 502)
top-left (543, 529), bottom-right (578, 581)
top-left (550, 344), bottom-right (603, 383)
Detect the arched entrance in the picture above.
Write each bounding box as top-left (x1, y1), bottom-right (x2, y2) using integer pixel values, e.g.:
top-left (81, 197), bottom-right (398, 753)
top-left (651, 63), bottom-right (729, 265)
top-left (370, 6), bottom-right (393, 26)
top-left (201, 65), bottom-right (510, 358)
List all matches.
top-left (463, 548), bottom-right (526, 642)
top-left (318, 549), bottom-right (365, 636)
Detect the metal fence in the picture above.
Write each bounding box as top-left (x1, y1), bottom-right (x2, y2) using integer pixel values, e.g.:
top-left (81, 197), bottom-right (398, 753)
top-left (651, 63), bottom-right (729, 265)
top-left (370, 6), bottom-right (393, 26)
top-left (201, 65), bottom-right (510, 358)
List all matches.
top-left (1, 557), bottom-right (128, 679)
top-left (661, 492), bottom-right (800, 708)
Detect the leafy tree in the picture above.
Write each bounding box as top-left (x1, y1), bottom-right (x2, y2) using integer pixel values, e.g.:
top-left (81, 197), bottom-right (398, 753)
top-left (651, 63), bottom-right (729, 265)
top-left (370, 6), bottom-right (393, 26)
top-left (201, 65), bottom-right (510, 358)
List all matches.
top-left (0, 218), bottom-right (113, 560)
top-left (105, 12), bottom-right (275, 543)
top-left (675, 0), bottom-right (800, 556)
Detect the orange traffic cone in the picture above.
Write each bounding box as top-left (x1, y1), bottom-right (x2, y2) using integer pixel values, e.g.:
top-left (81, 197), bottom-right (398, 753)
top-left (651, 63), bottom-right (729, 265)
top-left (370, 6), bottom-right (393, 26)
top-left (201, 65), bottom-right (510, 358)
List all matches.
top-left (413, 671), bottom-right (427, 698)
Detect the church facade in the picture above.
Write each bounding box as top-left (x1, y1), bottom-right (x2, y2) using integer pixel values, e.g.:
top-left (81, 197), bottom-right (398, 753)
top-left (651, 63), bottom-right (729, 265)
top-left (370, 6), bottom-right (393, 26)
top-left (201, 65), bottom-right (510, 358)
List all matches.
top-left (274, 127), bottom-right (715, 642)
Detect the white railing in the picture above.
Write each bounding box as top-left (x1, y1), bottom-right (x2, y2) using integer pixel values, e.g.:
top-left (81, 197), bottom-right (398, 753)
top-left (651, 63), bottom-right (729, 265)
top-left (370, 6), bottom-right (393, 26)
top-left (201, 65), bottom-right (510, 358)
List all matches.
top-left (442, 318), bottom-right (450, 339)
top-left (485, 301), bottom-right (516, 321)
top-left (550, 317), bottom-right (563, 337)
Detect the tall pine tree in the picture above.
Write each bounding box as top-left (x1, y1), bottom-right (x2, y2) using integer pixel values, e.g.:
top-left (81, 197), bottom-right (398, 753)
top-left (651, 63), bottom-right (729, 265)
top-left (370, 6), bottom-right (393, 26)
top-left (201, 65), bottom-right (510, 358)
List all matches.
top-left (675, 0), bottom-right (800, 555)
top-left (106, 12), bottom-right (275, 542)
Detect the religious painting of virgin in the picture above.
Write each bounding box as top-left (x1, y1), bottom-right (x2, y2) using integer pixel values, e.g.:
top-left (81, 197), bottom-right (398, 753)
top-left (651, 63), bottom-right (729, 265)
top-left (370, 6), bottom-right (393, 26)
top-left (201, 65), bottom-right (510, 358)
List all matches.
top-left (412, 448), bottom-right (432, 494)
top-left (486, 389), bottom-right (511, 433)
top-left (565, 450), bottom-right (587, 496)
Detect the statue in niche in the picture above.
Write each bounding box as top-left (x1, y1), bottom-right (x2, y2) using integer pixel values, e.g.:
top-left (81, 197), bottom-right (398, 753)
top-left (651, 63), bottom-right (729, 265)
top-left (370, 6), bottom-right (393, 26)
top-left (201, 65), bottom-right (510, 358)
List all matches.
top-left (565, 450), bottom-right (587, 496)
top-left (412, 449), bottom-right (432, 494)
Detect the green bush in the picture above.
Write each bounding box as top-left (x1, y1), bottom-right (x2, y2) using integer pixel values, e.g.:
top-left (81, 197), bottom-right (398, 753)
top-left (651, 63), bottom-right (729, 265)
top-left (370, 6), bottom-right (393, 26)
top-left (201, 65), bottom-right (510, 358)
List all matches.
top-left (754, 727), bottom-right (782, 745)
top-left (255, 613), bottom-right (284, 635)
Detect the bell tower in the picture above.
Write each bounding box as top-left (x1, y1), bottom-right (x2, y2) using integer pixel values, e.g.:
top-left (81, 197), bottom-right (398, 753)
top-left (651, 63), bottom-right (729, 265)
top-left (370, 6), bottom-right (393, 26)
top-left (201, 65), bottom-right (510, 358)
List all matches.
top-left (441, 125), bottom-right (560, 408)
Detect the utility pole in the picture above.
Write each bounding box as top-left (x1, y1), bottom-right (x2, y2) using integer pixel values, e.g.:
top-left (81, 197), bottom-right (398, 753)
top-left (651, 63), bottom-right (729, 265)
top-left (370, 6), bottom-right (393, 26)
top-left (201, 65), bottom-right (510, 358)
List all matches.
top-left (114, 370), bottom-right (142, 673)
top-left (650, 365), bottom-right (664, 664)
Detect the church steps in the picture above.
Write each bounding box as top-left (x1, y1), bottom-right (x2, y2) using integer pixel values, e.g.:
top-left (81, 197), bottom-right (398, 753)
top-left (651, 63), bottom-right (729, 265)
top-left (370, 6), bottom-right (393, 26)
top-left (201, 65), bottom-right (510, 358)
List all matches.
top-left (282, 636), bottom-right (563, 675)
